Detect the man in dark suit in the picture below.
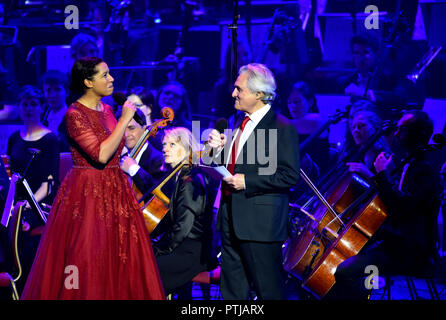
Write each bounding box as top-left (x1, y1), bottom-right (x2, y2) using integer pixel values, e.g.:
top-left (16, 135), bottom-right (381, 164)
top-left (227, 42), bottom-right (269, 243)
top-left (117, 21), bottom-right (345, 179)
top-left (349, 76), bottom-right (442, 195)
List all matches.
top-left (120, 108), bottom-right (165, 195)
top-left (207, 63), bottom-right (300, 299)
top-left (328, 110), bottom-right (442, 300)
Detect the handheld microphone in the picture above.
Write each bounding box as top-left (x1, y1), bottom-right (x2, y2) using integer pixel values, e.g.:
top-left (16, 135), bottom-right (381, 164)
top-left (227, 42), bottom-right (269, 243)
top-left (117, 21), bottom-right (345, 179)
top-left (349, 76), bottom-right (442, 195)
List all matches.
top-left (215, 117), bottom-right (228, 135)
top-left (206, 118), bottom-right (228, 158)
top-left (112, 92), bottom-right (145, 126)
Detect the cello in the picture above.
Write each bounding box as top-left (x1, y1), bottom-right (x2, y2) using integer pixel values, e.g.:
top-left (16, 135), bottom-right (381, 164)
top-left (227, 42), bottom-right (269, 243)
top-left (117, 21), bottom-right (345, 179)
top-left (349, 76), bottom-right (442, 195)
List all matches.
top-left (139, 150), bottom-right (203, 235)
top-left (283, 122), bottom-right (392, 281)
top-left (301, 176), bottom-right (387, 298)
top-left (293, 135), bottom-right (444, 299)
top-left (140, 159), bottom-right (186, 234)
top-left (127, 107), bottom-right (174, 204)
top-left (283, 170), bottom-right (379, 280)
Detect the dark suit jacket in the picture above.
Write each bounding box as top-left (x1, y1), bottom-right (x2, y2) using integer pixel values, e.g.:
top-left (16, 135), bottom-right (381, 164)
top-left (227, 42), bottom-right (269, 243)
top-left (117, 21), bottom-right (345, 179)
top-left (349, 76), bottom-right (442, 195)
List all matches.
top-left (132, 143), bottom-right (164, 193)
top-left (217, 107), bottom-right (300, 242)
top-left (374, 154), bottom-right (442, 259)
top-left (153, 166), bottom-right (214, 259)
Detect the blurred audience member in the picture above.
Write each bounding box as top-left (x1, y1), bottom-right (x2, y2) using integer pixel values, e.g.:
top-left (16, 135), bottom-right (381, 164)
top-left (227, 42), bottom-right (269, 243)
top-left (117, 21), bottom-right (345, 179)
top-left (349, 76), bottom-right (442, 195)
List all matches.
top-left (157, 81), bottom-right (192, 129)
top-left (70, 32), bottom-right (100, 62)
top-left (127, 86), bottom-right (159, 126)
top-left (0, 61), bottom-right (19, 121)
top-left (40, 70), bottom-right (70, 152)
top-left (126, 86), bottom-right (163, 151)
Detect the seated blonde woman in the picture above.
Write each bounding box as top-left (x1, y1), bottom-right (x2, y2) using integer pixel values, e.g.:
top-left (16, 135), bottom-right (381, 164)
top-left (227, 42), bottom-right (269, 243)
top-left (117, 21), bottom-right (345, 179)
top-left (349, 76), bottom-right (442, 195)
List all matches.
top-left (153, 127), bottom-right (217, 298)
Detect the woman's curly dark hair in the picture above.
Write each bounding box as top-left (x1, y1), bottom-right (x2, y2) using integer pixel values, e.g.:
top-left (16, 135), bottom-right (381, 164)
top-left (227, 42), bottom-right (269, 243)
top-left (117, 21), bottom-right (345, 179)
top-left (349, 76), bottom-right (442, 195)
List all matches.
top-left (69, 56), bottom-right (104, 95)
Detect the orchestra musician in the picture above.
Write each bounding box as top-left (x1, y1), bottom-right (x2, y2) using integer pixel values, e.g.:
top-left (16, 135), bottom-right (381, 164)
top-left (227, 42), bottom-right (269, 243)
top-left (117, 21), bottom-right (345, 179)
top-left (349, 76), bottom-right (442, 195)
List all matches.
top-left (6, 85), bottom-right (60, 292)
top-left (327, 110), bottom-right (442, 300)
top-left (344, 109), bottom-right (392, 180)
top-left (119, 107), bottom-right (165, 194)
top-left (153, 127), bottom-right (217, 298)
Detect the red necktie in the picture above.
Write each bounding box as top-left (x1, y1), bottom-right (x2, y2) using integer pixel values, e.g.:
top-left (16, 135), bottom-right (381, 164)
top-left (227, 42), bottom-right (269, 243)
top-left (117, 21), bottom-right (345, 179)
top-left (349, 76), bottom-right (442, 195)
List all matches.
top-left (224, 116), bottom-right (250, 196)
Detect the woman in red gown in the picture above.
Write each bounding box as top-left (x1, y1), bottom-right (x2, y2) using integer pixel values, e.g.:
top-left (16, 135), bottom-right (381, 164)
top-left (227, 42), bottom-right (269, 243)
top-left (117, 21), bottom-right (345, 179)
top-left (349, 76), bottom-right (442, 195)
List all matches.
top-left (21, 57), bottom-right (165, 300)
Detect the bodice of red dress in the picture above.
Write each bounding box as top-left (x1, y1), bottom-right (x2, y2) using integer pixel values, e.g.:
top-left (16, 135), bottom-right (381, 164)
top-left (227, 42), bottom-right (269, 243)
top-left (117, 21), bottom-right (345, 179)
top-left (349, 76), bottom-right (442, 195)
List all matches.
top-left (67, 102), bottom-right (123, 168)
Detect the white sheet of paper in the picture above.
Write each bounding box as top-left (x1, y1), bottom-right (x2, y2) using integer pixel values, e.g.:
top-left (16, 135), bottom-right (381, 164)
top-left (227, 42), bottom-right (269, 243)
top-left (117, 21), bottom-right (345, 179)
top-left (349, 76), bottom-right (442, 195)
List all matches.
top-left (199, 165), bottom-right (233, 180)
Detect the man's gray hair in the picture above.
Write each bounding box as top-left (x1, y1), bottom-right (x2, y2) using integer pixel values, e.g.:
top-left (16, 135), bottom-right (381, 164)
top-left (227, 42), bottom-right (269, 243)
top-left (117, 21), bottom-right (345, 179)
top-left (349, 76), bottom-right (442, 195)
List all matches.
top-left (239, 63), bottom-right (276, 103)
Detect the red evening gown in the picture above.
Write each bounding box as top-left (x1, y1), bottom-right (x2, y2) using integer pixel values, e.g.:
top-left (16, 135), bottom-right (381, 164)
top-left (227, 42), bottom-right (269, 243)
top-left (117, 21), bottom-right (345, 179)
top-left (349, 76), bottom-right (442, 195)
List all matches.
top-left (21, 102), bottom-right (165, 299)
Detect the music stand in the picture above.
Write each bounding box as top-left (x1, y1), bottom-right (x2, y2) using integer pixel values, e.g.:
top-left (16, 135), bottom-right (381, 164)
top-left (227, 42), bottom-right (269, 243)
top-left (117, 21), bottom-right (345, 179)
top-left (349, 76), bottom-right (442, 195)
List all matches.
top-left (1, 150), bottom-right (48, 228)
top-left (1, 173), bottom-right (48, 228)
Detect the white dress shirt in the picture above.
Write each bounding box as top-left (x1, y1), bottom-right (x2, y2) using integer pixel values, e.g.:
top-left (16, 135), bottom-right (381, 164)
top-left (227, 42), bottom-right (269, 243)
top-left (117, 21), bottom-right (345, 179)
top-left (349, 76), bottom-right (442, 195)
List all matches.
top-left (226, 104), bottom-right (271, 166)
top-left (128, 142), bottom-right (148, 177)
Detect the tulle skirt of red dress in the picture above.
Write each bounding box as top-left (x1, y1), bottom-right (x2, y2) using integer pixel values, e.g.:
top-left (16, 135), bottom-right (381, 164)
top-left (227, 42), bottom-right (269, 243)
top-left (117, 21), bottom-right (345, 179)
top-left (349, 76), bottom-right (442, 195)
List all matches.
top-left (21, 167), bottom-right (165, 300)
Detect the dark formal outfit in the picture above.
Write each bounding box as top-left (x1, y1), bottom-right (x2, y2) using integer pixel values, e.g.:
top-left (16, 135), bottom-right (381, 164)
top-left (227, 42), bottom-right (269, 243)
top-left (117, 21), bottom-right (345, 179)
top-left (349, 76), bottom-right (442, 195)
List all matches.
top-left (43, 105), bottom-right (70, 152)
top-left (328, 154), bottom-right (442, 300)
top-left (7, 131), bottom-right (60, 204)
top-left (299, 133), bottom-right (331, 176)
top-left (127, 141), bottom-right (164, 194)
top-left (216, 105), bottom-right (300, 300)
top-left (153, 165), bottom-right (216, 295)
